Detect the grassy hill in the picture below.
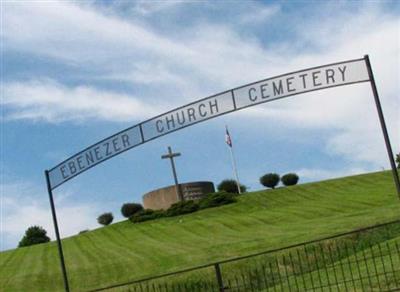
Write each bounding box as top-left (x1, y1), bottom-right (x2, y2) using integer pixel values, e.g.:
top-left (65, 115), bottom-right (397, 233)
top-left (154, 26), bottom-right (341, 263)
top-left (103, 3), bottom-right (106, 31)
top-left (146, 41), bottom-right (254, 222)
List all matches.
top-left (1, 171), bottom-right (400, 291)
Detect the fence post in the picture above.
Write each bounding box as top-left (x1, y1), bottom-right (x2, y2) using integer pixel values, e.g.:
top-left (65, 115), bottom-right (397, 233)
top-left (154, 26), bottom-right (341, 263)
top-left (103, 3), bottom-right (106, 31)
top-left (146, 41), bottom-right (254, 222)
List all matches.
top-left (214, 263), bottom-right (225, 292)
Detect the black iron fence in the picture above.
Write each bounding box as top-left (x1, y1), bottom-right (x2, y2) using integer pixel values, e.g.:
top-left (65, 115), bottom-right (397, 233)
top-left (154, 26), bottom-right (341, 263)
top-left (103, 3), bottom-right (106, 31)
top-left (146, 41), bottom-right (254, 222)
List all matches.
top-left (91, 220), bottom-right (400, 292)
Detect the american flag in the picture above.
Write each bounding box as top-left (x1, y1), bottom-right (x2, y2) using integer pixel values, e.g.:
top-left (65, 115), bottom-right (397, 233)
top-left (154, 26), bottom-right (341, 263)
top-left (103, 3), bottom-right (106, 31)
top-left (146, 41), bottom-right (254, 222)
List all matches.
top-left (225, 126), bottom-right (232, 147)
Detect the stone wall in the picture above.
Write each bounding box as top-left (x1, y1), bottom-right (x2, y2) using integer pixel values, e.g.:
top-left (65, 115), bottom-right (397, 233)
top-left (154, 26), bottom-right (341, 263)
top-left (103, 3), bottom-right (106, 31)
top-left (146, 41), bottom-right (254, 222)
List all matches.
top-left (142, 181), bottom-right (215, 210)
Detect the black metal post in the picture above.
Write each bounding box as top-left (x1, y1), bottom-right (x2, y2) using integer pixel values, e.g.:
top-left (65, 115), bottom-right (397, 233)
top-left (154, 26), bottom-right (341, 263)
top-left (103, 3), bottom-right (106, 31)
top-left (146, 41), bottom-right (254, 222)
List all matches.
top-left (214, 263), bottom-right (225, 292)
top-left (45, 170), bottom-right (70, 292)
top-left (364, 55), bottom-right (400, 198)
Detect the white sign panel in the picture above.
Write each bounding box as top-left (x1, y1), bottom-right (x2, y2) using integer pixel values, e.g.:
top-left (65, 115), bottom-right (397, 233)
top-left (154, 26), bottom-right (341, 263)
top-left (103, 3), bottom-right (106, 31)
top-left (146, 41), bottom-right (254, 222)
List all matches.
top-left (141, 91), bottom-right (235, 141)
top-left (48, 58), bottom-right (370, 190)
top-left (49, 126), bottom-right (142, 189)
top-left (233, 59), bottom-right (369, 109)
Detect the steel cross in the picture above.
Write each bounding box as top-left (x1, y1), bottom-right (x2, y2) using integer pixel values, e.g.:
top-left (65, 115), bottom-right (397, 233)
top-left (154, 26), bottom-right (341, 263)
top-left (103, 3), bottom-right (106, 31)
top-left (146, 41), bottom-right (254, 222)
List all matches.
top-left (161, 146), bottom-right (184, 201)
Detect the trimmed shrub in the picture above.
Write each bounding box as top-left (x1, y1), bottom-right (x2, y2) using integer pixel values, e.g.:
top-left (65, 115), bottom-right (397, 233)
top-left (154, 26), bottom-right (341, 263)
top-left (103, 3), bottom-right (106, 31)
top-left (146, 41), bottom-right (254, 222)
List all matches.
top-left (281, 173), bottom-right (299, 186)
top-left (18, 226), bottom-right (50, 247)
top-left (165, 200), bottom-right (199, 217)
top-left (130, 209), bottom-right (165, 223)
top-left (97, 212), bottom-right (113, 226)
top-left (198, 192), bottom-right (237, 209)
top-left (121, 203), bottom-right (143, 218)
top-left (217, 179), bottom-right (247, 194)
top-left (260, 173), bottom-right (280, 189)
top-left (130, 193), bottom-right (239, 224)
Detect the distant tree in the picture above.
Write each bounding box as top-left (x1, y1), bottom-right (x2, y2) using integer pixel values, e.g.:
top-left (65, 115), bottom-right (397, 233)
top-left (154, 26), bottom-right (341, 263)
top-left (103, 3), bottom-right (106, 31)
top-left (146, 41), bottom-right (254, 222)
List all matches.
top-left (217, 179), bottom-right (247, 194)
top-left (18, 226), bottom-right (50, 247)
top-left (260, 173), bottom-right (280, 189)
top-left (97, 212), bottom-right (113, 226)
top-left (396, 153), bottom-right (400, 169)
top-left (121, 203), bottom-right (143, 218)
top-left (281, 173), bottom-right (300, 186)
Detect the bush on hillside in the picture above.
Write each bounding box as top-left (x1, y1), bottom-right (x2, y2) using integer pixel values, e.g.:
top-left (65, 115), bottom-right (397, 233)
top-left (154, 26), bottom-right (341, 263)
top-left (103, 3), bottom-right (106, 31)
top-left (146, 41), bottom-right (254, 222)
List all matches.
top-left (217, 179), bottom-right (247, 194)
top-left (121, 203), bottom-right (143, 218)
top-left (260, 173), bottom-right (280, 189)
top-left (129, 192), bottom-right (240, 224)
top-left (198, 192), bottom-right (237, 209)
top-left (281, 173), bottom-right (299, 186)
top-left (130, 209), bottom-right (165, 223)
top-left (18, 226), bottom-right (50, 247)
top-left (97, 212), bottom-right (113, 226)
top-left (165, 200), bottom-right (199, 217)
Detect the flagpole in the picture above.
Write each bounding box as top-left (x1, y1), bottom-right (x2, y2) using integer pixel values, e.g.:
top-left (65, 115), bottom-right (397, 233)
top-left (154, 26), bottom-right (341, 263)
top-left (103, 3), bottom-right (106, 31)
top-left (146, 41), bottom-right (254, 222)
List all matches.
top-left (229, 145), bottom-right (242, 194)
top-left (226, 126), bottom-right (241, 194)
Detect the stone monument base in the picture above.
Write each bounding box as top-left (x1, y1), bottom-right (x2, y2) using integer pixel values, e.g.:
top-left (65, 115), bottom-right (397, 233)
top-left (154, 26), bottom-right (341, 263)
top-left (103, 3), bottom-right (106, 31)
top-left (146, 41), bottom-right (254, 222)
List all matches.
top-left (142, 181), bottom-right (215, 210)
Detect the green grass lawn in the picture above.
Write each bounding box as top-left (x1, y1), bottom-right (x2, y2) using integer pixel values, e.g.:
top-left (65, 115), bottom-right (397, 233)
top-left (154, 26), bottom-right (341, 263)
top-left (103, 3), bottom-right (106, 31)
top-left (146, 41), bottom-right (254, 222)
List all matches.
top-left (1, 171), bottom-right (399, 291)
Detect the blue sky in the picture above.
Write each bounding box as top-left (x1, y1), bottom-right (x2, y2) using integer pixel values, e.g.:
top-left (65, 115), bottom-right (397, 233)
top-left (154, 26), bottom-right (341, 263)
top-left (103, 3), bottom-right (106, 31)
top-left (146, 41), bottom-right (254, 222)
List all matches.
top-left (1, 0), bottom-right (399, 251)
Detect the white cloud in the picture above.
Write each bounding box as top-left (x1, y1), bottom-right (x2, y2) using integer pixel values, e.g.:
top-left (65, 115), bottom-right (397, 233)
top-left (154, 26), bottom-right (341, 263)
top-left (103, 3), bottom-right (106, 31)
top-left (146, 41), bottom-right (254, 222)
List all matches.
top-left (129, 0), bottom-right (187, 15)
top-left (233, 14), bottom-right (400, 168)
top-left (239, 5), bottom-right (280, 24)
top-left (2, 80), bottom-right (161, 123)
top-left (3, 1), bottom-right (192, 64)
top-left (2, 2), bottom-right (399, 168)
top-left (1, 181), bottom-right (101, 251)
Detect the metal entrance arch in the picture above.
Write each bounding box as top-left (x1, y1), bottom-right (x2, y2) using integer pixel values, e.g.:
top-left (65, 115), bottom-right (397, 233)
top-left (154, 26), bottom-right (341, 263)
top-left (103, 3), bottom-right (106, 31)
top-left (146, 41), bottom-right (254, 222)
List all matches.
top-left (44, 55), bottom-right (400, 291)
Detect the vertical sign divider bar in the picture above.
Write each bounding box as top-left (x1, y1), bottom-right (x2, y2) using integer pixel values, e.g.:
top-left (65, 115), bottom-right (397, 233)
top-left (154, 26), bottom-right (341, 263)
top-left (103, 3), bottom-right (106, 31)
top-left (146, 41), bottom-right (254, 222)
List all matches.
top-left (364, 55), bottom-right (400, 198)
top-left (139, 123), bottom-right (145, 143)
top-left (45, 170), bottom-right (70, 292)
top-left (231, 90), bottom-right (237, 110)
